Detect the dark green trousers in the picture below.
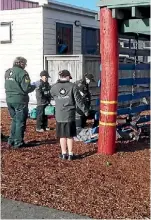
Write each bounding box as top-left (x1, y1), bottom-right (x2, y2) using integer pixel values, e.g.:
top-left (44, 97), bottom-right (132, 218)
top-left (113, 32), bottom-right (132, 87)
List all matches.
top-left (7, 103), bottom-right (28, 147)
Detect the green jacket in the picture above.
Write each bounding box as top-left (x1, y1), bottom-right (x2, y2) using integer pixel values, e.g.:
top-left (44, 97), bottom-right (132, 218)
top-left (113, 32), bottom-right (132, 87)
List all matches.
top-left (5, 66), bottom-right (35, 104)
top-left (50, 80), bottom-right (89, 122)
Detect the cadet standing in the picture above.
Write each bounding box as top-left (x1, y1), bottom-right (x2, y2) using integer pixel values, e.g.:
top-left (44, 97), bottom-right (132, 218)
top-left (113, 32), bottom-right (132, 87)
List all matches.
top-left (50, 70), bottom-right (89, 160)
top-left (5, 57), bottom-right (35, 148)
top-left (75, 73), bottom-right (96, 128)
top-left (35, 70), bottom-right (51, 132)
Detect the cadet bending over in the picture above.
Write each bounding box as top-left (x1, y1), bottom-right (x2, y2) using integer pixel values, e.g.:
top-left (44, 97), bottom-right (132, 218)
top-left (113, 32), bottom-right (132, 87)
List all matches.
top-left (75, 73), bottom-right (97, 128)
top-left (5, 57), bottom-right (35, 148)
top-left (50, 70), bottom-right (89, 160)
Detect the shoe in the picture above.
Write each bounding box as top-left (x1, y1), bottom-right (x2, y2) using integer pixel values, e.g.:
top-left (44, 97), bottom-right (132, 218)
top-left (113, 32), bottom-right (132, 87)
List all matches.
top-left (133, 128), bottom-right (142, 141)
top-left (68, 154), bottom-right (76, 161)
top-left (59, 154), bottom-right (68, 160)
top-left (13, 142), bottom-right (27, 149)
top-left (36, 128), bottom-right (44, 132)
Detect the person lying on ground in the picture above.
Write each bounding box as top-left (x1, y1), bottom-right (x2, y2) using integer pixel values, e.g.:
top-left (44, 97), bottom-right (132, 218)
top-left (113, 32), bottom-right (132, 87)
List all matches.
top-left (74, 116), bottom-right (141, 142)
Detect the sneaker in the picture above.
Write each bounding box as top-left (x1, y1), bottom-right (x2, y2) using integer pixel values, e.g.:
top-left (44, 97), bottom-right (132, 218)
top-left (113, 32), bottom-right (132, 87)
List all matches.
top-left (59, 154), bottom-right (68, 160)
top-left (36, 128), bottom-right (44, 132)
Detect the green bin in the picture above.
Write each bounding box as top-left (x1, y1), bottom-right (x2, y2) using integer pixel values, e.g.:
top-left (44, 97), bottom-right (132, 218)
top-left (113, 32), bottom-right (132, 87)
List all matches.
top-left (45, 105), bottom-right (55, 116)
top-left (30, 108), bottom-right (37, 119)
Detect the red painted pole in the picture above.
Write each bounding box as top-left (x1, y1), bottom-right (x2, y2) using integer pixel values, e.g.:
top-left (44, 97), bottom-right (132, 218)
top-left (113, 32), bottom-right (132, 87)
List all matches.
top-left (98, 7), bottom-right (119, 155)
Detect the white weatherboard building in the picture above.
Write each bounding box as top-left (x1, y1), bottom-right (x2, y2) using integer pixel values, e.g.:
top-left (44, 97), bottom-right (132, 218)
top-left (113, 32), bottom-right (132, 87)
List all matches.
top-left (0, 0), bottom-right (99, 104)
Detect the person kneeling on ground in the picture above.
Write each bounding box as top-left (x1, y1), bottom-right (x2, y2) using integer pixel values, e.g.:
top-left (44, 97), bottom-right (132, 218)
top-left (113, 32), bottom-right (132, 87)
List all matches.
top-left (50, 70), bottom-right (89, 161)
top-left (33, 71), bottom-right (51, 132)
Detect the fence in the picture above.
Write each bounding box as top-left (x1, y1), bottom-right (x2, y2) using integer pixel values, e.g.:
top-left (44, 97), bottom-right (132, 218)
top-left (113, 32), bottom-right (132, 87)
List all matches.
top-left (97, 63), bottom-right (150, 117)
top-left (44, 54), bottom-right (150, 110)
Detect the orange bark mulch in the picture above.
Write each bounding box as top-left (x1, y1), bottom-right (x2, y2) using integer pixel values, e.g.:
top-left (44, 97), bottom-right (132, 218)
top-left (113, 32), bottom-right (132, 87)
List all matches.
top-left (1, 108), bottom-right (150, 219)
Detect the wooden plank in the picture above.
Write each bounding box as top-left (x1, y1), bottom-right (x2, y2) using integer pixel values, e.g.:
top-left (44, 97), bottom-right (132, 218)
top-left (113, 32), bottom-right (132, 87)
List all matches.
top-left (119, 47), bottom-right (150, 56)
top-left (98, 78), bottom-right (150, 86)
top-left (96, 90), bottom-right (150, 106)
top-left (99, 64), bottom-right (150, 71)
top-left (118, 91), bottom-right (150, 102)
top-left (117, 104), bottom-right (150, 115)
top-left (119, 64), bottom-right (150, 70)
top-left (134, 78), bottom-right (150, 85)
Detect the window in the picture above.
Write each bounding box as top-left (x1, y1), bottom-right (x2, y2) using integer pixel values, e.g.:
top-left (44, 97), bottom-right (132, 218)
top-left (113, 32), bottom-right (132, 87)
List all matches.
top-left (0, 22), bottom-right (12, 44)
top-left (82, 27), bottom-right (100, 55)
top-left (56, 23), bottom-right (73, 54)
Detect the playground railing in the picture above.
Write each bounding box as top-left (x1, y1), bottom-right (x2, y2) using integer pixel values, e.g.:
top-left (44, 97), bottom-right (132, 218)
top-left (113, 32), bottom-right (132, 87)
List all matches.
top-left (96, 63), bottom-right (150, 123)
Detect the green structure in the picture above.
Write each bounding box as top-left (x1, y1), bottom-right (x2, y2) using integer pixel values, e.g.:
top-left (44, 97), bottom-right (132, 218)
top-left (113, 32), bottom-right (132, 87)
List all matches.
top-left (97, 0), bottom-right (150, 39)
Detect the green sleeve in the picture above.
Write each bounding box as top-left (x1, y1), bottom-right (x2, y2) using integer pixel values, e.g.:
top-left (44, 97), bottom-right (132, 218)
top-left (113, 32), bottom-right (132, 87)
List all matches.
top-left (20, 73), bottom-right (35, 94)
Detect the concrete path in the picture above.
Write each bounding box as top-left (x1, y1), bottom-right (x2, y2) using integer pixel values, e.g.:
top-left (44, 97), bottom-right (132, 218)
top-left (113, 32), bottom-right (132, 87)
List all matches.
top-left (1, 197), bottom-right (90, 219)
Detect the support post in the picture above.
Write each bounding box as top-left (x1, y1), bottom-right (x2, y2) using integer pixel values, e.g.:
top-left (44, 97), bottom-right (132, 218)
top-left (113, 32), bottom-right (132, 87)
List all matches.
top-left (98, 7), bottom-right (119, 155)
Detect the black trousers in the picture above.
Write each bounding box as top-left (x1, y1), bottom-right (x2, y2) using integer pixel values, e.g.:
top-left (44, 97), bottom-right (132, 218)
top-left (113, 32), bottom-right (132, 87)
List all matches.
top-left (76, 110), bottom-right (98, 129)
top-left (7, 103), bottom-right (28, 147)
top-left (36, 105), bottom-right (48, 129)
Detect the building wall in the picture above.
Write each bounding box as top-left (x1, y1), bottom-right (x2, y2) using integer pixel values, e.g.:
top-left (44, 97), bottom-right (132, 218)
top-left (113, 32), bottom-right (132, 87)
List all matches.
top-left (0, 0), bottom-right (39, 10)
top-left (0, 7), bottom-right (43, 102)
top-left (43, 6), bottom-right (99, 55)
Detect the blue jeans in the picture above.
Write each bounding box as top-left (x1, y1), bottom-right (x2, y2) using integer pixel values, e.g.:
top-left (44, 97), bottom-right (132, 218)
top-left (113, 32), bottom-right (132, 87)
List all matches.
top-left (7, 103), bottom-right (28, 147)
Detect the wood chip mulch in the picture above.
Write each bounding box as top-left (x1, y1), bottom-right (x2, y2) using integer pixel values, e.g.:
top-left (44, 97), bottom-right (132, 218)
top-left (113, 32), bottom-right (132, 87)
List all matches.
top-left (1, 108), bottom-right (150, 219)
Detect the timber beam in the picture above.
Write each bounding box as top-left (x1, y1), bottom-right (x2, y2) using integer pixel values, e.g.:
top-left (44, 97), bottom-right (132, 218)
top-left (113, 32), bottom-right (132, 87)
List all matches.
top-left (119, 18), bottom-right (150, 34)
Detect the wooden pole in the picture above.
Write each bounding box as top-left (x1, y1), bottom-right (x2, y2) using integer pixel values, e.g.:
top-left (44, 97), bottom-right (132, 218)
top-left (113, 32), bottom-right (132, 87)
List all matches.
top-left (98, 7), bottom-right (119, 155)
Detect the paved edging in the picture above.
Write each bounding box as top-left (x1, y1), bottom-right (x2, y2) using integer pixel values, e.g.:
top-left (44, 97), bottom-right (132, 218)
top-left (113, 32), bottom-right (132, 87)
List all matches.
top-left (1, 197), bottom-right (91, 219)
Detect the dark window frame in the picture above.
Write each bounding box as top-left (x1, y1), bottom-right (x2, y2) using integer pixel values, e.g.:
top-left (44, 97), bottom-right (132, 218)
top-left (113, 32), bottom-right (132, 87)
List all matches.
top-left (56, 22), bottom-right (73, 55)
top-left (82, 26), bottom-right (100, 55)
top-left (0, 22), bottom-right (12, 44)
